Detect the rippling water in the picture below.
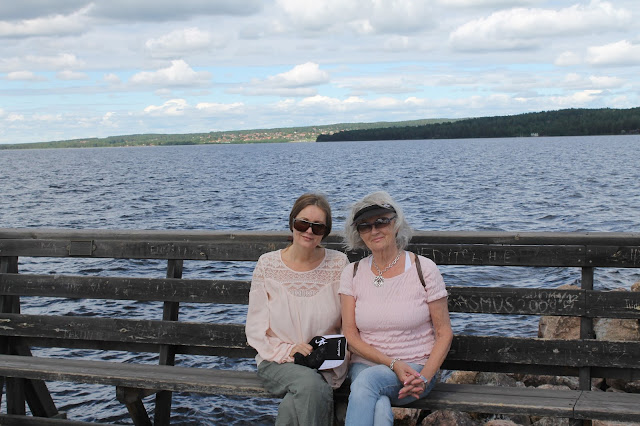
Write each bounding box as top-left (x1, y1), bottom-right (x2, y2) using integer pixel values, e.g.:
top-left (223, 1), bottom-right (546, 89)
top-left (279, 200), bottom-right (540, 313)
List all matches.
top-left (1, 135), bottom-right (640, 424)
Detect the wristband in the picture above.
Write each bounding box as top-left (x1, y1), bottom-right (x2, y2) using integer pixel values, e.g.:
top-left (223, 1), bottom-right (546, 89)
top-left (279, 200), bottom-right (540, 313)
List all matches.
top-left (419, 374), bottom-right (429, 383)
top-left (389, 358), bottom-right (399, 371)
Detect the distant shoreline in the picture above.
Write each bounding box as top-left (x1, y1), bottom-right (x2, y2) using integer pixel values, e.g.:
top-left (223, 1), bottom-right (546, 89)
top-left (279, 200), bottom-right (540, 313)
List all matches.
top-left (0, 118), bottom-right (446, 150)
top-left (2, 107), bottom-right (639, 150)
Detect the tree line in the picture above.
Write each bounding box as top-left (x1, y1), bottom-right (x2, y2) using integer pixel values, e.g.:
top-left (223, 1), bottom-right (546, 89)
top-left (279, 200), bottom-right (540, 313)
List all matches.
top-left (316, 107), bottom-right (640, 142)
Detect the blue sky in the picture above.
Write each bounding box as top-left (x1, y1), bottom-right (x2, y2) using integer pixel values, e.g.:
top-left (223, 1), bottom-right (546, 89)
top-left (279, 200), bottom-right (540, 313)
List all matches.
top-left (1, 0), bottom-right (639, 144)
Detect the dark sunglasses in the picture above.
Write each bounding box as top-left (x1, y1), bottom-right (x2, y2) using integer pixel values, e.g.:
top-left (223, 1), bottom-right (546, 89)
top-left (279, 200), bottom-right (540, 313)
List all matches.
top-left (293, 218), bottom-right (327, 236)
top-left (355, 215), bottom-right (397, 234)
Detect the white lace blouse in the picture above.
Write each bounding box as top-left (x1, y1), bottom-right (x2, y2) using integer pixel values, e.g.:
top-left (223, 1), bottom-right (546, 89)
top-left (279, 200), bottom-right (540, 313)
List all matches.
top-left (245, 248), bottom-right (349, 388)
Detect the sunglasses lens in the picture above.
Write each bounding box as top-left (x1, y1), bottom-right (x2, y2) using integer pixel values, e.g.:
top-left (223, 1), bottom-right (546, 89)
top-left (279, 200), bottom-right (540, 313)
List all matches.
top-left (293, 220), bottom-right (311, 233)
top-left (311, 223), bottom-right (326, 236)
top-left (356, 216), bottom-right (395, 234)
top-left (356, 223), bottom-right (373, 233)
top-left (293, 219), bottom-right (326, 236)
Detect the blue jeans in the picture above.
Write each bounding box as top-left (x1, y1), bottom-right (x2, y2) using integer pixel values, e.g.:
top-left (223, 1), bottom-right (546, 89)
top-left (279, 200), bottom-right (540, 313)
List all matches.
top-left (345, 362), bottom-right (436, 426)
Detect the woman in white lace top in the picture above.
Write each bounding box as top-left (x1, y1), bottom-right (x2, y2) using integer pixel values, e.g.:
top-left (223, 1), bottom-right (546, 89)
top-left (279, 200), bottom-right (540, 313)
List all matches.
top-left (245, 193), bottom-right (349, 426)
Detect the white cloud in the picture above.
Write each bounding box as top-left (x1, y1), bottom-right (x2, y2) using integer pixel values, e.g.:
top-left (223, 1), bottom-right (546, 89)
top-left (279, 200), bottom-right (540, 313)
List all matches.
top-left (57, 70), bottom-right (88, 80)
top-left (277, 0), bottom-right (434, 34)
top-left (550, 90), bottom-right (603, 107)
top-left (296, 95), bottom-right (366, 111)
top-left (563, 73), bottom-right (624, 89)
top-left (231, 62), bottom-right (329, 97)
top-left (145, 27), bottom-right (220, 58)
top-left (555, 51), bottom-right (582, 66)
top-left (0, 53), bottom-right (84, 72)
top-left (143, 98), bottom-right (189, 116)
top-left (89, 0), bottom-right (263, 21)
top-left (0, 6), bottom-right (91, 38)
top-left (586, 40), bottom-right (640, 66)
top-left (449, 1), bottom-right (632, 51)
top-left (438, 0), bottom-right (540, 5)
top-left (268, 62), bottom-right (329, 88)
top-left (335, 75), bottom-right (421, 95)
top-left (196, 102), bottom-right (245, 115)
top-left (6, 70), bottom-right (46, 81)
top-left (104, 73), bottom-right (122, 85)
top-left (130, 60), bottom-right (211, 87)
top-left (7, 113), bottom-right (25, 122)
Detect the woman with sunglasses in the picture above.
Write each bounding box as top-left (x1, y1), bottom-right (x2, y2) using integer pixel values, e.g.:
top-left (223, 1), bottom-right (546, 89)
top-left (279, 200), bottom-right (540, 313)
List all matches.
top-left (339, 191), bottom-right (452, 426)
top-left (246, 193), bottom-right (349, 426)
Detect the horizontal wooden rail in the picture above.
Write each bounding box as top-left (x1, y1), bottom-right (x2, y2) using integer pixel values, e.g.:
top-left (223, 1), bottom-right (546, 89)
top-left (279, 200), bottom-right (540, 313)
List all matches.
top-left (0, 274), bottom-right (250, 304)
top-left (2, 313), bottom-right (639, 373)
top-left (4, 273), bottom-right (640, 318)
top-left (0, 314), bottom-right (247, 351)
top-left (2, 229), bottom-right (640, 267)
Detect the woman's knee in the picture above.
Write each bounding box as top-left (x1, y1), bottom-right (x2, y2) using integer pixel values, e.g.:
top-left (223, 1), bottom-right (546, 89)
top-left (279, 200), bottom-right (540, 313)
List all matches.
top-left (294, 370), bottom-right (332, 399)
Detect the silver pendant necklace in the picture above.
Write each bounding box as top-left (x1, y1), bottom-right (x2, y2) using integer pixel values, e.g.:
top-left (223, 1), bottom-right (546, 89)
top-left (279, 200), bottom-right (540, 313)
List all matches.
top-left (372, 251), bottom-right (402, 287)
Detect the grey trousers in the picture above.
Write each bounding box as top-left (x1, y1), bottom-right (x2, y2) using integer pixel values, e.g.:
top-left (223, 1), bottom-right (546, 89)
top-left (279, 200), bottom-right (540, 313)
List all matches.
top-left (257, 360), bottom-right (334, 426)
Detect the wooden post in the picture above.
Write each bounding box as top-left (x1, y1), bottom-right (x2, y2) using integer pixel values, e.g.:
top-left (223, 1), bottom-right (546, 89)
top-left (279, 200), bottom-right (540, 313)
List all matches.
top-left (1, 256), bottom-right (26, 415)
top-left (578, 266), bottom-right (594, 426)
top-left (154, 259), bottom-right (183, 426)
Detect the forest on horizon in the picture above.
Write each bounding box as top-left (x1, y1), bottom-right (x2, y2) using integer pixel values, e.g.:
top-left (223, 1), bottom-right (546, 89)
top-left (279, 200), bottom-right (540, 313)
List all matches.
top-left (316, 107), bottom-right (640, 142)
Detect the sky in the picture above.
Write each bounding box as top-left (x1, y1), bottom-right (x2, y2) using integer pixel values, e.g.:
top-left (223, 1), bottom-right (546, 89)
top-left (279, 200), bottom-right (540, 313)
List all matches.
top-left (0, 0), bottom-right (639, 145)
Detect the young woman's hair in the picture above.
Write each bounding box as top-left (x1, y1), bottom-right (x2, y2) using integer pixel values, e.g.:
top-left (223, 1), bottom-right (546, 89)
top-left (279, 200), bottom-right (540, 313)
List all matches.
top-left (289, 193), bottom-right (332, 240)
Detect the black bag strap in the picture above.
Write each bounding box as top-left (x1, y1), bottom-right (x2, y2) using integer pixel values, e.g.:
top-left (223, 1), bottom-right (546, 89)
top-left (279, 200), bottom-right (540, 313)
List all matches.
top-left (352, 252), bottom-right (426, 288)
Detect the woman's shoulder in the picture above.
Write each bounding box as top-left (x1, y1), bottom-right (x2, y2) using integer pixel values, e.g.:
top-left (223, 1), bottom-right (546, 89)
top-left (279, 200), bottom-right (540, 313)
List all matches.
top-left (324, 249), bottom-right (349, 267)
top-left (257, 250), bottom-right (282, 265)
top-left (414, 253), bottom-right (438, 269)
top-left (325, 248), bottom-right (347, 260)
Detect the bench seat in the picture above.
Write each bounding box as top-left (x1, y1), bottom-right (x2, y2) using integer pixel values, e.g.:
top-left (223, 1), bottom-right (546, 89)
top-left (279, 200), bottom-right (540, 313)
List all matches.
top-left (0, 354), bottom-right (269, 397)
top-left (0, 414), bottom-right (127, 426)
top-left (3, 354), bottom-right (640, 423)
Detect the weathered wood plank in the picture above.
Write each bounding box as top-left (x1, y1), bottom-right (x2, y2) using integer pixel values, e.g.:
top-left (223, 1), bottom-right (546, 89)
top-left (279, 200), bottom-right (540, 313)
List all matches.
top-left (0, 274), bottom-right (251, 304)
top-left (3, 228), bottom-right (640, 246)
top-left (574, 389), bottom-right (640, 421)
top-left (335, 383), bottom-right (582, 418)
top-left (585, 290), bottom-right (640, 319)
top-left (448, 287), bottom-right (585, 316)
top-left (6, 354), bottom-right (635, 422)
top-left (0, 314), bottom-right (249, 351)
top-left (411, 244), bottom-right (587, 266)
top-left (16, 337), bottom-right (256, 358)
top-left (2, 229), bottom-right (640, 266)
top-left (449, 335), bottom-right (640, 369)
top-left (7, 274), bottom-right (640, 319)
top-left (0, 354), bottom-right (270, 396)
top-left (0, 414), bottom-right (125, 426)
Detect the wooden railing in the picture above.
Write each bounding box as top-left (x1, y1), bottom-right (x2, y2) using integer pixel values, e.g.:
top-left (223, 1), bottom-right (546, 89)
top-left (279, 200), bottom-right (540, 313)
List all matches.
top-left (1, 228), bottom-right (640, 425)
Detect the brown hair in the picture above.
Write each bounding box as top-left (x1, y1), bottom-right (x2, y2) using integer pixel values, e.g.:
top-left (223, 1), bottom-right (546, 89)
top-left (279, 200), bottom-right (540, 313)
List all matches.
top-left (288, 193), bottom-right (332, 240)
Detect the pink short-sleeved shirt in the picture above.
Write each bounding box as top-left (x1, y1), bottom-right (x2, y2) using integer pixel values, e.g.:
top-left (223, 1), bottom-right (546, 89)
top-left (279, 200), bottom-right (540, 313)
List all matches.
top-left (339, 254), bottom-right (447, 365)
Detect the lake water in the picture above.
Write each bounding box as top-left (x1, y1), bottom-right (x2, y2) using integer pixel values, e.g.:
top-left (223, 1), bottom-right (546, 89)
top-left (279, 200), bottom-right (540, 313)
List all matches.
top-left (1, 135), bottom-right (640, 424)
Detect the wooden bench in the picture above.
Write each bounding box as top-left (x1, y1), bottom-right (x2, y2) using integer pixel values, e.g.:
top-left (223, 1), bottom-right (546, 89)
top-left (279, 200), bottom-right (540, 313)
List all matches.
top-left (1, 228), bottom-right (640, 425)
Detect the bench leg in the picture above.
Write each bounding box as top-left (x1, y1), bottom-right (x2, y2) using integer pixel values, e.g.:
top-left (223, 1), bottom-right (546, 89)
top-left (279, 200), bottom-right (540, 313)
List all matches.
top-left (117, 387), bottom-right (152, 426)
top-left (126, 398), bottom-right (153, 426)
top-left (154, 390), bottom-right (172, 426)
top-left (6, 377), bottom-right (26, 415)
top-left (24, 378), bottom-right (61, 417)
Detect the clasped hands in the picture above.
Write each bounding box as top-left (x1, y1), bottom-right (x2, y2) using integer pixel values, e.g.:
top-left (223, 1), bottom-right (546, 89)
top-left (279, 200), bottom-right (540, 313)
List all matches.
top-left (394, 360), bottom-right (428, 400)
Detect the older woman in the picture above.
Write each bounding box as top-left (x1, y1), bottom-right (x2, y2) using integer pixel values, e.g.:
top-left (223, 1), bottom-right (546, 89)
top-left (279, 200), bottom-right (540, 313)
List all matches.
top-left (339, 191), bottom-right (453, 426)
top-left (245, 193), bottom-right (349, 426)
